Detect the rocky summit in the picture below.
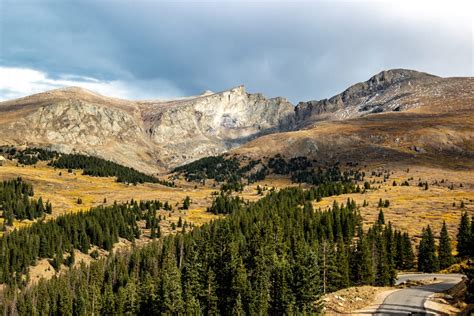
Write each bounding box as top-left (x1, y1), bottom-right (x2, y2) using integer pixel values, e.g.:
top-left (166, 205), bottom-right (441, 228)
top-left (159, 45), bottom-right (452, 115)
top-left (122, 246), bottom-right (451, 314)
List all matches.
top-left (294, 69), bottom-right (442, 126)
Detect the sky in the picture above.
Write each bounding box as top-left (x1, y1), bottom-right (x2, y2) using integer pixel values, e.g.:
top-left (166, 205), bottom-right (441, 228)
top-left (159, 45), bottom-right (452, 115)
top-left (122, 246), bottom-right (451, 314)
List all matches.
top-left (0, 0), bottom-right (472, 103)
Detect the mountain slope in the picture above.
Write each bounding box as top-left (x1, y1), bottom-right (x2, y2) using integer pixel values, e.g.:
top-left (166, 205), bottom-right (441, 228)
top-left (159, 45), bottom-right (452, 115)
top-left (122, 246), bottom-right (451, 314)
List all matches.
top-left (0, 86), bottom-right (294, 172)
top-left (234, 76), bottom-right (474, 169)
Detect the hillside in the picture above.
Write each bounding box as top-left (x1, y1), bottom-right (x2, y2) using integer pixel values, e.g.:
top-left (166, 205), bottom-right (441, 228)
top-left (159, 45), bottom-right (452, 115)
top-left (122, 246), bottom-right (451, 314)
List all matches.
top-left (234, 75), bottom-right (474, 169)
top-left (0, 86), bottom-right (293, 173)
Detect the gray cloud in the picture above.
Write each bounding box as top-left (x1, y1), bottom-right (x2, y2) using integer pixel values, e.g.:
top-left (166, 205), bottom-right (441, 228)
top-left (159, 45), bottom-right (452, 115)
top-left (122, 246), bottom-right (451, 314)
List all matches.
top-left (1, 0), bottom-right (472, 103)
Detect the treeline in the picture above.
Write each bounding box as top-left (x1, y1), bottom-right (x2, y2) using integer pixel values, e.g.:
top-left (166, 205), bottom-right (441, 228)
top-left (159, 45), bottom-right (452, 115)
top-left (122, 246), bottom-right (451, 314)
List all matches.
top-left (292, 166), bottom-right (365, 186)
top-left (49, 153), bottom-right (173, 186)
top-left (1, 147), bottom-right (59, 165)
top-left (0, 147), bottom-right (172, 186)
top-left (2, 187), bottom-right (413, 315)
top-left (207, 192), bottom-right (246, 214)
top-left (268, 154), bottom-right (312, 175)
top-left (0, 178), bottom-right (52, 225)
top-left (174, 154), bottom-right (365, 189)
top-left (0, 199), bottom-right (170, 285)
top-left (208, 179), bottom-right (360, 215)
top-left (173, 155), bottom-right (264, 184)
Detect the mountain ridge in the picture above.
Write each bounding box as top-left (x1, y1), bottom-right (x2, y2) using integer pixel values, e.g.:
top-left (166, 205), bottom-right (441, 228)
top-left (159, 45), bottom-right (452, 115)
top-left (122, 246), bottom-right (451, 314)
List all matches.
top-left (0, 84), bottom-right (294, 172)
top-left (1, 69), bottom-right (471, 172)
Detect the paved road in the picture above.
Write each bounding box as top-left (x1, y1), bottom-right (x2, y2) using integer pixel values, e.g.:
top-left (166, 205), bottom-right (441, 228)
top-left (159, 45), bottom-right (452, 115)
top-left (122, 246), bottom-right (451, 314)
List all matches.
top-left (360, 273), bottom-right (465, 315)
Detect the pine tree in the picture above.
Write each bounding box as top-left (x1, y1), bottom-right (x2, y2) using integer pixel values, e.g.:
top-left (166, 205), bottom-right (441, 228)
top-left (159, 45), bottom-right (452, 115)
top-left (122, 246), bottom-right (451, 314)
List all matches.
top-left (233, 294), bottom-right (245, 315)
top-left (418, 226), bottom-right (439, 272)
top-left (438, 221), bottom-right (454, 270)
top-left (401, 233), bottom-right (414, 270)
top-left (378, 210), bottom-right (385, 225)
top-left (102, 282), bottom-right (116, 315)
top-left (383, 223), bottom-right (397, 285)
top-left (160, 246), bottom-right (184, 314)
top-left (350, 230), bottom-right (374, 285)
top-left (139, 273), bottom-right (158, 315)
top-left (182, 196), bottom-right (190, 210)
top-left (205, 269), bottom-right (219, 315)
top-left (270, 258), bottom-right (294, 314)
top-left (471, 217), bottom-right (474, 257)
top-left (457, 212), bottom-right (471, 257)
top-left (374, 233), bottom-right (391, 286)
top-left (334, 239), bottom-right (350, 289)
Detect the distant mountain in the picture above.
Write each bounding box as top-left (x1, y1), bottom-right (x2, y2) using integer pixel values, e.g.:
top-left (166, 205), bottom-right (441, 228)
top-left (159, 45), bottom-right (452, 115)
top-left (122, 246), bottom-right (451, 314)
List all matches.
top-left (0, 86), bottom-right (293, 172)
top-left (1, 69), bottom-right (471, 172)
top-left (294, 69), bottom-right (441, 126)
top-left (234, 72), bottom-right (474, 168)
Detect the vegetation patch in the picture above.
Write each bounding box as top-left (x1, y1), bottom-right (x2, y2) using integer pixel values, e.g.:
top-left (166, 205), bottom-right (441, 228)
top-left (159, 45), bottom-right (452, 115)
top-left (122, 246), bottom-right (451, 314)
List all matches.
top-left (49, 153), bottom-right (173, 185)
top-left (0, 177), bottom-right (52, 226)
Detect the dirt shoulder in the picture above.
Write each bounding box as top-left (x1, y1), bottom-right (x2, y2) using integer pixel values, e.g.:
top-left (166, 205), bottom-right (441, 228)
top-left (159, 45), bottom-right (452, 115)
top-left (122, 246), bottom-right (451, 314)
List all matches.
top-left (320, 285), bottom-right (396, 314)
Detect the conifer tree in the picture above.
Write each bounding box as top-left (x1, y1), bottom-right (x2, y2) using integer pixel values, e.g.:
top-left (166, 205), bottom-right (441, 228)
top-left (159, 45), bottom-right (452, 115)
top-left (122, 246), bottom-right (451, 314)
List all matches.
top-left (471, 217), bottom-right (474, 257)
top-left (438, 221), bottom-right (454, 270)
top-left (378, 209), bottom-right (385, 225)
top-left (350, 229), bottom-right (374, 285)
top-left (334, 239), bottom-right (350, 289)
top-left (383, 223), bottom-right (397, 285)
top-left (205, 269), bottom-right (219, 315)
top-left (418, 226), bottom-right (439, 272)
top-left (374, 234), bottom-right (391, 286)
top-left (457, 212), bottom-right (471, 257)
top-left (182, 196), bottom-right (190, 210)
top-left (270, 258), bottom-right (294, 314)
top-left (160, 246), bottom-right (184, 314)
top-left (401, 232), bottom-right (415, 270)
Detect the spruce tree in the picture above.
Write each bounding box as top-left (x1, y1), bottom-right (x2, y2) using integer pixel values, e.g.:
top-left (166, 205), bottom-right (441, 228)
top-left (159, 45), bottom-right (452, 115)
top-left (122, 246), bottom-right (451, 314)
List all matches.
top-left (160, 246), bottom-right (184, 314)
top-left (457, 212), bottom-right (471, 257)
top-left (377, 209), bottom-right (385, 225)
top-left (205, 269), bottom-right (219, 315)
top-left (401, 233), bottom-right (415, 270)
top-left (182, 196), bottom-right (190, 210)
top-left (418, 226), bottom-right (439, 272)
top-left (334, 239), bottom-right (350, 289)
top-left (438, 221), bottom-right (453, 270)
top-left (471, 217), bottom-right (474, 257)
top-left (374, 233), bottom-right (391, 286)
top-left (350, 230), bottom-right (374, 285)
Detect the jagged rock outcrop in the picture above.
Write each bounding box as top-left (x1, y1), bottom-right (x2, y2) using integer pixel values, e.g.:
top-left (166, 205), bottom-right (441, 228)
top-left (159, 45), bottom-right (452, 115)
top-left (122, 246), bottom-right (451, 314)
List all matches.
top-left (294, 69), bottom-right (441, 126)
top-left (0, 86), bottom-right (294, 172)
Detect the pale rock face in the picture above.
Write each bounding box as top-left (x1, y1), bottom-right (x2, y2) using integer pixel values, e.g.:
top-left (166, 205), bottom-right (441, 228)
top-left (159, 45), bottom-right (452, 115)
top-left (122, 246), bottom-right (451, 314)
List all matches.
top-left (0, 85), bottom-right (294, 172)
top-left (139, 85), bottom-right (295, 168)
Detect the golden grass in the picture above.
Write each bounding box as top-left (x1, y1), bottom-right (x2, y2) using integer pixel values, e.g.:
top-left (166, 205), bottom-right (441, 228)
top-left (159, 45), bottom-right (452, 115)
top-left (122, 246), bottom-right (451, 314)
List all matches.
top-left (0, 161), bottom-right (221, 229)
top-left (1, 159), bottom-right (473, 250)
top-left (1, 159), bottom-right (473, 242)
top-left (312, 165), bottom-right (474, 240)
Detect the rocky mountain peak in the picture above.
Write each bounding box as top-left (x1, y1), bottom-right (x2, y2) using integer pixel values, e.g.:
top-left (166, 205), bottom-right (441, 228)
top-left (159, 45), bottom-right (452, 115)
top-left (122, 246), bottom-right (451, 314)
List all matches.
top-left (294, 68), bottom-right (442, 126)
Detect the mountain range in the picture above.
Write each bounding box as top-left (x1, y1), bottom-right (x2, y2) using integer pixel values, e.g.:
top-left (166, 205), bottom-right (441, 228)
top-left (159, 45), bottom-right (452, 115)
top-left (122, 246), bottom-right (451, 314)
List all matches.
top-left (0, 69), bottom-right (472, 172)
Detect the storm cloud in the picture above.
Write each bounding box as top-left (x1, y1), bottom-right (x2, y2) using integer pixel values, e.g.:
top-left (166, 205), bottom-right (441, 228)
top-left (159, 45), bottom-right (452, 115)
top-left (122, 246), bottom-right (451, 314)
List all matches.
top-left (0, 0), bottom-right (472, 102)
